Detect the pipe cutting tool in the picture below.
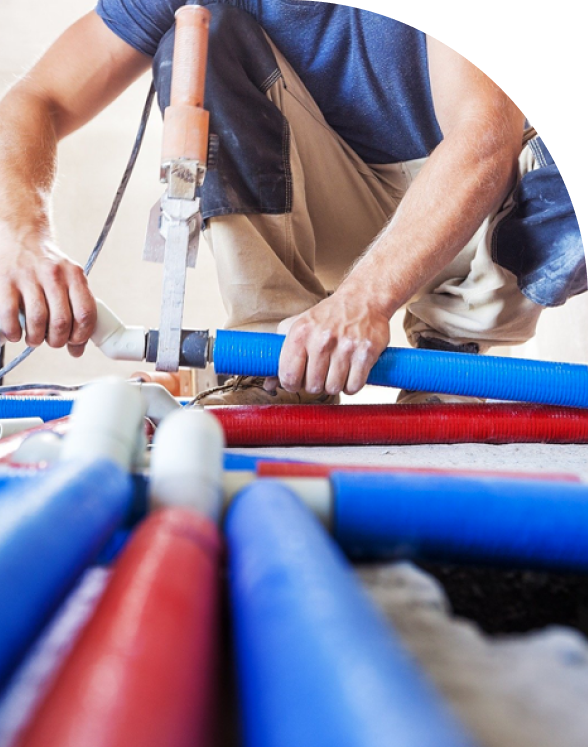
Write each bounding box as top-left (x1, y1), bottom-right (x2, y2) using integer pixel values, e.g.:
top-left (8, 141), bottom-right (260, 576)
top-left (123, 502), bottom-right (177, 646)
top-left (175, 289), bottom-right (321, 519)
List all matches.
top-left (143, 4), bottom-right (212, 372)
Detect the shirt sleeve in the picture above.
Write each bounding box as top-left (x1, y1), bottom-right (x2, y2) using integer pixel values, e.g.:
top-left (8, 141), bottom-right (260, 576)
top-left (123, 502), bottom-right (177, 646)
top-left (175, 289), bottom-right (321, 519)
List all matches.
top-left (95, 0), bottom-right (183, 57)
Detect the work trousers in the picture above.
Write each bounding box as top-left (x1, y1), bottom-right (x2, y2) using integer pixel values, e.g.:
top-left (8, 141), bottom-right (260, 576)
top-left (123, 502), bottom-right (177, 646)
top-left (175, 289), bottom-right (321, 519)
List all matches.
top-left (153, 4), bottom-right (586, 348)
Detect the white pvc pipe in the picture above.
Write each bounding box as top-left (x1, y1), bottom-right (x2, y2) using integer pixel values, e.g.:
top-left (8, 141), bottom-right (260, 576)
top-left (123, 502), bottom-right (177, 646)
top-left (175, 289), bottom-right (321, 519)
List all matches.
top-left (60, 378), bottom-right (146, 471)
top-left (11, 431), bottom-right (64, 466)
top-left (0, 418), bottom-right (43, 440)
top-left (150, 407), bottom-right (225, 522)
top-left (222, 473), bottom-right (333, 528)
top-left (91, 300), bottom-right (146, 362)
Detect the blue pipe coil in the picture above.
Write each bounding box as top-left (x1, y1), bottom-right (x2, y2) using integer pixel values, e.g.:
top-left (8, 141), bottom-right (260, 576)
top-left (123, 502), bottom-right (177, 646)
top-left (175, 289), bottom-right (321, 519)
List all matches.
top-left (213, 330), bottom-right (588, 408)
top-left (226, 481), bottom-right (476, 747)
top-left (332, 472), bottom-right (588, 570)
top-left (0, 397), bottom-right (74, 422)
top-left (0, 458), bottom-right (133, 688)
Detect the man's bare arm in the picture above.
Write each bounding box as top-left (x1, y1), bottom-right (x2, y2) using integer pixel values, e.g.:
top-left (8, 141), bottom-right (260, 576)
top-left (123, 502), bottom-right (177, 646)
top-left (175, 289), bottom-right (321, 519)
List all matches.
top-left (276, 37), bottom-right (525, 396)
top-left (0, 11), bottom-right (150, 353)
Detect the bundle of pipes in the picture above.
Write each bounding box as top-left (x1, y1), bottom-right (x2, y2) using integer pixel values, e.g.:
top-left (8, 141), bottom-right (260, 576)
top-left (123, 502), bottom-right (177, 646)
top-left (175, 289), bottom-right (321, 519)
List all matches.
top-left (0, 389), bottom-right (486, 747)
top-left (8, 378), bottom-right (588, 745)
top-left (0, 387), bottom-right (225, 747)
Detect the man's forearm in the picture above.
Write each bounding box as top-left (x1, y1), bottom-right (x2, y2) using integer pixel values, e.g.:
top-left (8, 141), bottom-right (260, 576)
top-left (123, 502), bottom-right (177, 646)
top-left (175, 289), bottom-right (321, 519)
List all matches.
top-left (0, 83), bottom-right (96, 349)
top-left (0, 86), bottom-right (58, 235)
top-left (0, 11), bottom-right (150, 350)
top-left (339, 122), bottom-right (522, 318)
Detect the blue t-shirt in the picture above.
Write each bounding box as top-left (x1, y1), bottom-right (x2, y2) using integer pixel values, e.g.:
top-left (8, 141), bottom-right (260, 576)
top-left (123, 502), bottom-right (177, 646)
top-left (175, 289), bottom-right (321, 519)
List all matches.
top-left (95, 0), bottom-right (443, 164)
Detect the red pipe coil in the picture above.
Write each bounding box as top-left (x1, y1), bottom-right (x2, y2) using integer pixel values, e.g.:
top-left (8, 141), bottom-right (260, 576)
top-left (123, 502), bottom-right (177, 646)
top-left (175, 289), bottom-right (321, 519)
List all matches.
top-left (17, 508), bottom-right (222, 747)
top-left (256, 461), bottom-right (580, 482)
top-left (212, 403), bottom-right (588, 447)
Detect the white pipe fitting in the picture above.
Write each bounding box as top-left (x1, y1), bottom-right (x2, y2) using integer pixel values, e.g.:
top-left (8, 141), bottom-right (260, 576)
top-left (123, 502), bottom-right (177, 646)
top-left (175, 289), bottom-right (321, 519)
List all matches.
top-left (60, 377), bottom-right (146, 471)
top-left (133, 382), bottom-right (182, 425)
top-left (91, 300), bottom-right (147, 362)
top-left (150, 407), bottom-right (225, 522)
top-left (0, 418), bottom-right (44, 440)
top-left (222, 473), bottom-right (333, 528)
top-left (11, 430), bottom-right (64, 466)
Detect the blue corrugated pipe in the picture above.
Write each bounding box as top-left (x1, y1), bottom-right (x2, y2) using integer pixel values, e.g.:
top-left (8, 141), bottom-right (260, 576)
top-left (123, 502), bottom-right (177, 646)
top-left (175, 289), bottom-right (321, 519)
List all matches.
top-left (226, 481), bottom-right (477, 747)
top-left (0, 458), bottom-right (133, 688)
top-left (0, 397), bottom-right (74, 422)
top-left (332, 472), bottom-right (588, 570)
top-left (213, 330), bottom-right (588, 408)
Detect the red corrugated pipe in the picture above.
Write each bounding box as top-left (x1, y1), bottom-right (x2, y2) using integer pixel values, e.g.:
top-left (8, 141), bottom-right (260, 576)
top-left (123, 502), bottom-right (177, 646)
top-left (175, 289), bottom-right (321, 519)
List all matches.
top-left (211, 403), bottom-right (588, 447)
top-left (17, 508), bottom-right (222, 747)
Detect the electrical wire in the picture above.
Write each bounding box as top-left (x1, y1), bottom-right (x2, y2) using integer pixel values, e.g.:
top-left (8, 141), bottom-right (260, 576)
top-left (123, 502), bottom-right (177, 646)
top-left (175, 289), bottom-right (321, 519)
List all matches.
top-left (0, 83), bottom-right (156, 382)
top-left (0, 377), bottom-right (144, 397)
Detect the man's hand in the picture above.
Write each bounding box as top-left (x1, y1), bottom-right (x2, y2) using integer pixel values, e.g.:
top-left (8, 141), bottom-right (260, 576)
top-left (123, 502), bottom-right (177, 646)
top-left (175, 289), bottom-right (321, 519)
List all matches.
top-left (270, 288), bottom-right (390, 396)
top-left (0, 11), bottom-right (149, 357)
top-left (266, 39), bottom-right (526, 397)
top-left (0, 225), bottom-right (96, 357)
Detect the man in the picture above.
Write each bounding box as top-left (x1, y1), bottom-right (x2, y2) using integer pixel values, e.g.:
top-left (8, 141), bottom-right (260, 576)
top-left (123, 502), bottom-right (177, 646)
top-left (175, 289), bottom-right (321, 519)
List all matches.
top-left (0, 1), bottom-right (584, 404)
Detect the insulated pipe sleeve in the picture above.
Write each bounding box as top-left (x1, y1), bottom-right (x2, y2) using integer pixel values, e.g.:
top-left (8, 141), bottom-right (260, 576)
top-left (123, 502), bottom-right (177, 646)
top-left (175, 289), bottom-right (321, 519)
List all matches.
top-left (18, 508), bottom-right (222, 747)
top-left (256, 461), bottom-right (581, 483)
top-left (332, 472), bottom-right (588, 571)
top-left (226, 481), bottom-right (476, 747)
top-left (3, 401), bottom-right (588, 449)
top-left (0, 398), bottom-right (74, 423)
top-left (0, 458), bottom-right (133, 687)
top-left (212, 403), bottom-right (588, 446)
top-left (213, 330), bottom-right (588, 408)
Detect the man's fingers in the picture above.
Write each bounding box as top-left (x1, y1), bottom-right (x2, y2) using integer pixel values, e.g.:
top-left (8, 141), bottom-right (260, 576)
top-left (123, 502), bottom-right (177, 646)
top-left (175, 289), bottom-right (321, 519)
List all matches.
top-left (0, 284), bottom-right (23, 343)
top-left (67, 342), bottom-right (87, 359)
top-left (263, 376), bottom-right (280, 392)
top-left (43, 268), bottom-right (73, 348)
top-left (67, 267), bottom-right (97, 346)
top-left (21, 284), bottom-right (49, 347)
top-left (278, 326), bottom-right (309, 393)
top-left (323, 337), bottom-right (355, 395)
top-left (345, 341), bottom-right (379, 395)
top-left (276, 314), bottom-right (301, 336)
top-left (304, 333), bottom-right (336, 394)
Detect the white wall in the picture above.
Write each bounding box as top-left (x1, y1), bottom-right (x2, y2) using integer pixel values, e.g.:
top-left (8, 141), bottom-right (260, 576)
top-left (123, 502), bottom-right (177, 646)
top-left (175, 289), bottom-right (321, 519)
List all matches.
top-left (0, 0), bottom-right (586, 392)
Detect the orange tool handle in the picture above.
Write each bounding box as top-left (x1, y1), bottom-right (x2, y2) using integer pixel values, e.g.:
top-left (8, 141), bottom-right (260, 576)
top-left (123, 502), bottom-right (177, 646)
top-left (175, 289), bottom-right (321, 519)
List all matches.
top-left (171, 5), bottom-right (210, 108)
top-left (162, 4), bottom-right (211, 166)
